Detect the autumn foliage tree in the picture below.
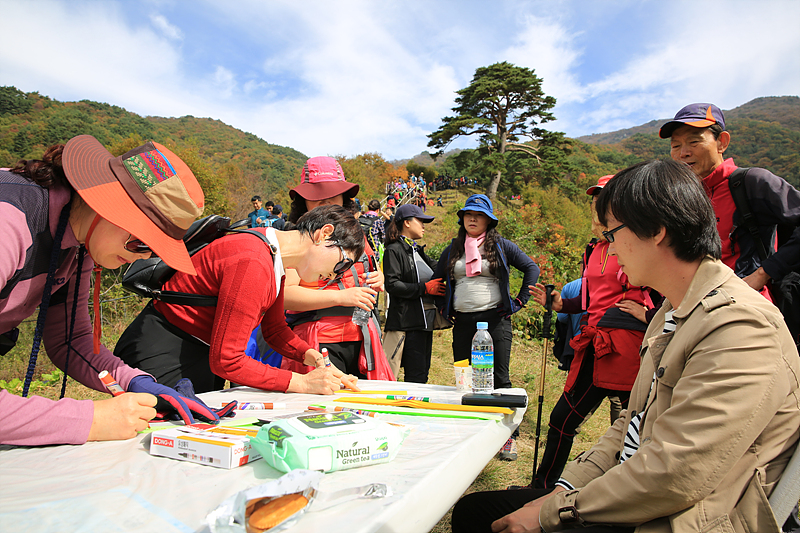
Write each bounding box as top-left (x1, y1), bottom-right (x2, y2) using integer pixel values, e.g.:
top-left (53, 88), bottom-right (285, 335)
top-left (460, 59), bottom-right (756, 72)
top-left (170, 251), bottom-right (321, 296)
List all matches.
top-left (427, 62), bottom-right (560, 200)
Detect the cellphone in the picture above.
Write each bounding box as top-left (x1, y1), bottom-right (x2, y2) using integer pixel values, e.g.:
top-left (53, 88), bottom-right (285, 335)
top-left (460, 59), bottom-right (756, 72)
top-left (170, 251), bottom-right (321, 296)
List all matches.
top-left (461, 393), bottom-right (528, 408)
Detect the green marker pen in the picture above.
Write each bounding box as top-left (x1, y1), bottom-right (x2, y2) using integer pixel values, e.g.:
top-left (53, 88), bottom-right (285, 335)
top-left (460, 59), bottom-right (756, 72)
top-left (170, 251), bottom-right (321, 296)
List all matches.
top-left (387, 395), bottom-right (430, 402)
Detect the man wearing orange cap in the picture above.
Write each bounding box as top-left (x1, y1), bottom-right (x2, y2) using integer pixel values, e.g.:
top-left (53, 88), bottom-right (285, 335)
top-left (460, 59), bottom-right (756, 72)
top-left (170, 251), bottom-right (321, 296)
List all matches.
top-left (660, 103), bottom-right (800, 345)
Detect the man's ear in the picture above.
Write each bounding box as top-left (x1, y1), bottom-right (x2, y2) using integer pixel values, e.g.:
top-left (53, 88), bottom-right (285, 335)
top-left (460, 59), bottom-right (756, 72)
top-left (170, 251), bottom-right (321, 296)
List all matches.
top-left (717, 131), bottom-right (731, 154)
top-left (653, 226), bottom-right (668, 247)
top-left (320, 223), bottom-right (335, 240)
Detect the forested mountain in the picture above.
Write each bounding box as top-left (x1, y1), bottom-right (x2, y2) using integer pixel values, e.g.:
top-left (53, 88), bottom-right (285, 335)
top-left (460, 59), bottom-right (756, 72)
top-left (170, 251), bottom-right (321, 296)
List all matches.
top-left (575, 96), bottom-right (799, 186)
top-left (0, 86), bottom-right (307, 218)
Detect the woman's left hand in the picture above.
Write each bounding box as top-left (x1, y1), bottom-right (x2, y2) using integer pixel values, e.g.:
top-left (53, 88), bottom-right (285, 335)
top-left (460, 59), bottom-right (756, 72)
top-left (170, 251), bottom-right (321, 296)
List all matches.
top-left (366, 269), bottom-right (385, 292)
top-left (616, 300), bottom-right (648, 323)
top-left (303, 348), bottom-right (326, 368)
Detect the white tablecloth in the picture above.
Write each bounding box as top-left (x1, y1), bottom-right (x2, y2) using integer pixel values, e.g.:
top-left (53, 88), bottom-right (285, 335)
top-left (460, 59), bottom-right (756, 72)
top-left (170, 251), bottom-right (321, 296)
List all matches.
top-left (0, 381), bottom-right (526, 533)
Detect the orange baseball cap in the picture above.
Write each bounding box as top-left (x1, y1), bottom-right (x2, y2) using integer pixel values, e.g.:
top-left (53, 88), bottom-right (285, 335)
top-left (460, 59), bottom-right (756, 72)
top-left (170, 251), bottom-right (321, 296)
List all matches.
top-left (62, 135), bottom-right (204, 275)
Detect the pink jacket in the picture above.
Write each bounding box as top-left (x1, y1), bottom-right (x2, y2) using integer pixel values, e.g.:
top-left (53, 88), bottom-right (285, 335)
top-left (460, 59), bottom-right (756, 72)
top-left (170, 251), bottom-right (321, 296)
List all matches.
top-left (0, 178), bottom-right (147, 445)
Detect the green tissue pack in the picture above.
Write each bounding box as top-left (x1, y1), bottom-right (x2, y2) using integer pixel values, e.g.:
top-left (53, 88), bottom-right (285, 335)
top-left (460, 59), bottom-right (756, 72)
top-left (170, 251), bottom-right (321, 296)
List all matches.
top-left (250, 412), bottom-right (408, 473)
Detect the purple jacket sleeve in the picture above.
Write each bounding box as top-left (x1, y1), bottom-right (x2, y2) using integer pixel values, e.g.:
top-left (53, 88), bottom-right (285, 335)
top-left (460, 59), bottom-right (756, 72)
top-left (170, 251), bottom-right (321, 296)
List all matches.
top-left (42, 254), bottom-right (148, 394)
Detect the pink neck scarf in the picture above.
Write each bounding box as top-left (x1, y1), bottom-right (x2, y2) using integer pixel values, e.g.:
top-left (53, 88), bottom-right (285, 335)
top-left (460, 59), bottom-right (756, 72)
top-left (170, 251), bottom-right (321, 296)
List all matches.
top-left (465, 232), bottom-right (486, 277)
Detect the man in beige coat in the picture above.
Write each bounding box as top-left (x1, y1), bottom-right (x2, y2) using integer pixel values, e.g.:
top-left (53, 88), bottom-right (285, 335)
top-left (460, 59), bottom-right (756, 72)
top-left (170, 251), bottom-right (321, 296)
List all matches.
top-left (452, 159), bottom-right (800, 532)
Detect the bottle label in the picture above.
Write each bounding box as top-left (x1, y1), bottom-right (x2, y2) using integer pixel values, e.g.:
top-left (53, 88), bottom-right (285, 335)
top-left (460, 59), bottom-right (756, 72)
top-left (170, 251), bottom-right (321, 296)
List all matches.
top-left (471, 349), bottom-right (493, 368)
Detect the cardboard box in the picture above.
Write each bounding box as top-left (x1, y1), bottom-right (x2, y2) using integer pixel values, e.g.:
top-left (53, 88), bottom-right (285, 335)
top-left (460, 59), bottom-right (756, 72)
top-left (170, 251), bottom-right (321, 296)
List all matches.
top-left (149, 423), bottom-right (262, 469)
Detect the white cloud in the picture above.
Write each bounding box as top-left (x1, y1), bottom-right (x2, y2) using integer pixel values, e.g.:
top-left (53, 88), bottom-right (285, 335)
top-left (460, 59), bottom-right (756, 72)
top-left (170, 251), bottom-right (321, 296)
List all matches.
top-left (0, 0), bottom-right (200, 119)
top-left (212, 66), bottom-right (236, 99)
top-left (150, 14), bottom-right (183, 41)
top-left (0, 0), bottom-right (796, 158)
top-left (504, 14), bottom-right (586, 104)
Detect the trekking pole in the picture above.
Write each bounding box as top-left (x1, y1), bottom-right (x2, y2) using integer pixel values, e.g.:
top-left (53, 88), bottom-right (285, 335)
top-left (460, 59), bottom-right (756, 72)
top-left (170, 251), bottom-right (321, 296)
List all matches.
top-left (532, 284), bottom-right (555, 486)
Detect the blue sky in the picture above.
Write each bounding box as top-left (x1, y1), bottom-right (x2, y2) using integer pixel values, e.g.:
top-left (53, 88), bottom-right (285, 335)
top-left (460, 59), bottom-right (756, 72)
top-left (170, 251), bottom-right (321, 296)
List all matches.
top-left (1, 0), bottom-right (798, 161)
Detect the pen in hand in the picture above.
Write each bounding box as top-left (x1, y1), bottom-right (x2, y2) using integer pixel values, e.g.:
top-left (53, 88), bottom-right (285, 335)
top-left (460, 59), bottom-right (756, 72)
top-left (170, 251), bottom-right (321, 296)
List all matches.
top-left (99, 370), bottom-right (125, 396)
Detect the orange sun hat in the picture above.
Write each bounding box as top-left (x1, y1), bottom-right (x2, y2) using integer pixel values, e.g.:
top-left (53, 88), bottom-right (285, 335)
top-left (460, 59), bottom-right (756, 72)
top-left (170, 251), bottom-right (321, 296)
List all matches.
top-left (62, 135), bottom-right (204, 275)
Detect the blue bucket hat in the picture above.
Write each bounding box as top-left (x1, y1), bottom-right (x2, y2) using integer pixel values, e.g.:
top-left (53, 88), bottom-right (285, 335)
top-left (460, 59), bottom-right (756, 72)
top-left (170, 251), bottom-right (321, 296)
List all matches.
top-left (458, 194), bottom-right (498, 227)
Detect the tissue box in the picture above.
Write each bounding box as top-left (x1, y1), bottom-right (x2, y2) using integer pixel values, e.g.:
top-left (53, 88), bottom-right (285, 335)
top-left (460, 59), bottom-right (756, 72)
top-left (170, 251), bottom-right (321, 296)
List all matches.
top-left (150, 423), bottom-right (262, 469)
top-left (250, 412), bottom-right (408, 473)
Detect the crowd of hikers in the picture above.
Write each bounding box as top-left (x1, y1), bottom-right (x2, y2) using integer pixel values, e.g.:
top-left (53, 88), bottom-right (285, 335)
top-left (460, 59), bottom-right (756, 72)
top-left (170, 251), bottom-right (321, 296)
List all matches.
top-left (1, 102), bottom-right (799, 532)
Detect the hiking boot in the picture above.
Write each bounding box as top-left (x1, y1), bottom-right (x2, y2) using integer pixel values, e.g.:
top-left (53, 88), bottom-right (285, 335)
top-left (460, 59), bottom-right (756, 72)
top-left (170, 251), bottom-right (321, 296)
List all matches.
top-left (498, 436), bottom-right (518, 461)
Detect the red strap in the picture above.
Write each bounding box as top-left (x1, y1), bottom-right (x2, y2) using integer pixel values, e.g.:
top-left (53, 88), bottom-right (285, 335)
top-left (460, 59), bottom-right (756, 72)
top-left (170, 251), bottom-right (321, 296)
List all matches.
top-left (93, 266), bottom-right (102, 355)
top-left (85, 214), bottom-right (104, 355)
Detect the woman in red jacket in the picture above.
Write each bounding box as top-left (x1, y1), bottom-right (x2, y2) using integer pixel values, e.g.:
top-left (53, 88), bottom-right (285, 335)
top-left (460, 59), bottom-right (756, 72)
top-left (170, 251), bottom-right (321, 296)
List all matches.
top-left (115, 205), bottom-right (362, 394)
top-left (528, 175), bottom-right (659, 489)
top-left (280, 157), bottom-right (393, 380)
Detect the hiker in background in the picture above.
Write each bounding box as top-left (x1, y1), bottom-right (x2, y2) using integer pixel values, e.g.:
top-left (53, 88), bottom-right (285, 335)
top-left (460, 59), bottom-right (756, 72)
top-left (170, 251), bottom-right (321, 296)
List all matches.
top-left (0, 136), bottom-right (218, 446)
top-left (661, 103), bottom-right (800, 346)
top-left (281, 157), bottom-right (393, 380)
top-left (248, 195), bottom-right (270, 228)
top-left (115, 205), bottom-right (361, 395)
top-left (527, 175), bottom-right (660, 489)
top-left (266, 203), bottom-right (285, 230)
top-left (359, 199), bottom-right (386, 259)
top-left (452, 159), bottom-right (800, 533)
top-left (434, 194), bottom-right (540, 461)
top-left (383, 204), bottom-right (443, 382)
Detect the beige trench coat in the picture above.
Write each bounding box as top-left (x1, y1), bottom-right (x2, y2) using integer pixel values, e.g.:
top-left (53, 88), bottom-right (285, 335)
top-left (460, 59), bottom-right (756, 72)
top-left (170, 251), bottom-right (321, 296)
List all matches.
top-left (540, 258), bottom-right (800, 532)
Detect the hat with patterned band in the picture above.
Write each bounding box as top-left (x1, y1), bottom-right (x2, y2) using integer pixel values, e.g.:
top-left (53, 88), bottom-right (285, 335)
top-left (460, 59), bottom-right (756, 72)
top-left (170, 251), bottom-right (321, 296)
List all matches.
top-left (62, 135), bottom-right (204, 275)
top-left (290, 156), bottom-right (359, 201)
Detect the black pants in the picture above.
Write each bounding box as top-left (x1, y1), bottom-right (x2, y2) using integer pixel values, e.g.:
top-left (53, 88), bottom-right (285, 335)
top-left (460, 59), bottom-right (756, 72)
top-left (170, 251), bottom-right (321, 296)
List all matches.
top-left (114, 303), bottom-right (224, 393)
top-left (452, 488), bottom-right (634, 533)
top-left (319, 341), bottom-right (367, 380)
top-left (401, 329), bottom-right (433, 383)
top-left (452, 308), bottom-right (513, 389)
top-left (535, 347), bottom-right (630, 488)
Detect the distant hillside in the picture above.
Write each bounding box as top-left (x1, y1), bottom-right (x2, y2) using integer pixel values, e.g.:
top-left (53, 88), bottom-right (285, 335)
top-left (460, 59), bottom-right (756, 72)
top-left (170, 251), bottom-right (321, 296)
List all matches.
top-left (391, 148), bottom-right (463, 169)
top-left (578, 96), bottom-right (800, 144)
top-left (0, 86), bottom-right (307, 219)
top-left (573, 96), bottom-right (800, 186)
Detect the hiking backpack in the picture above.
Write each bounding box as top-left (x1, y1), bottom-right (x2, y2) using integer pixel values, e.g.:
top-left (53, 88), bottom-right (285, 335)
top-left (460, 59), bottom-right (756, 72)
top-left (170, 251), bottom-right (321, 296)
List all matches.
top-left (728, 168), bottom-right (800, 346)
top-left (122, 215), bottom-right (272, 306)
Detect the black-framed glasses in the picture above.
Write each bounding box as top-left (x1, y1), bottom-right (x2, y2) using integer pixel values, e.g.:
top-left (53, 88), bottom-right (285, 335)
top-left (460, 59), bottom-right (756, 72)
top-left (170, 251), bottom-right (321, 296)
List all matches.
top-left (332, 242), bottom-right (354, 275)
top-left (124, 234), bottom-right (151, 254)
top-left (602, 223), bottom-right (627, 243)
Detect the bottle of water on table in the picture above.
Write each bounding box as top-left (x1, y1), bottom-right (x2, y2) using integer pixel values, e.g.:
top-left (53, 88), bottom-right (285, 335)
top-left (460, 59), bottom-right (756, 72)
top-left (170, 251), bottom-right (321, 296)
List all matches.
top-left (471, 321), bottom-right (494, 393)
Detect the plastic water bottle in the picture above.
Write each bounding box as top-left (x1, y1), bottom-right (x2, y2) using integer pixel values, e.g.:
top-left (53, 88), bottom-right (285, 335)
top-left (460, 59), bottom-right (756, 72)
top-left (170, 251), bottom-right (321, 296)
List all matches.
top-left (471, 322), bottom-right (494, 393)
top-left (352, 306), bottom-right (372, 326)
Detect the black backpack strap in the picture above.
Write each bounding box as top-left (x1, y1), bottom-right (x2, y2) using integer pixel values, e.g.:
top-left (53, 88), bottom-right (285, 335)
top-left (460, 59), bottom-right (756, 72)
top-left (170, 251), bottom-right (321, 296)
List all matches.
top-left (728, 167), bottom-right (769, 261)
top-left (153, 229), bottom-right (273, 306)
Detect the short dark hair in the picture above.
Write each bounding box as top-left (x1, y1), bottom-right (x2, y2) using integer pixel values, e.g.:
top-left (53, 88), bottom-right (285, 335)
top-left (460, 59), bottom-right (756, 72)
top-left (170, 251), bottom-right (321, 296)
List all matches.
top-left (368, 199), bottom-right (381, 211)
top-left (295, 205), bottom-right (365, 260)
top-left (272, 204), bottom-right (282, 214)
top-left (708, 124), bottom-right (724, 140)
top-left (596, 159), bottom-right (721, 262)
top-left (251, 195), bottom-right (261, 202)
top-left (265, 200), bottom-right (274, 208)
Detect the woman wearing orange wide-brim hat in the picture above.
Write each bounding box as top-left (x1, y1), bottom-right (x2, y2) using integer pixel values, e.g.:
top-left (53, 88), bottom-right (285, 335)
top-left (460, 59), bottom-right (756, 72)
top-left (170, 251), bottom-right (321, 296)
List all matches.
top-left (0, 135), bottom-right (220, 446)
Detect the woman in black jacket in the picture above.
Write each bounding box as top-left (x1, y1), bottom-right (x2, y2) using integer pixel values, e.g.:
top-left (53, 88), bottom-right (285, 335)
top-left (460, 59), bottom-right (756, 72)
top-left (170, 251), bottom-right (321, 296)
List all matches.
top-left (383, 204), bottom-right (445, 383)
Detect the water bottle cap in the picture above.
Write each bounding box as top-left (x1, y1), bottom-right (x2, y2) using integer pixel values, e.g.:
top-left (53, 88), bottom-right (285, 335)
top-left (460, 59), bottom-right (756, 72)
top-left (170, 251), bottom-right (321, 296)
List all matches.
top-left (476, 322), bottom-right (489, 330)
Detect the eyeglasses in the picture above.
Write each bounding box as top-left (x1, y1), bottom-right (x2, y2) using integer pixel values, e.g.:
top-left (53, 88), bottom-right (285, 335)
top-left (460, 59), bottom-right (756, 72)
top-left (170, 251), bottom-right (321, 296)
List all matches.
top-left (124, 234), bottom-right (151, 254)
top-left (332, 242), bottom-right (354, 275)
top-left (602, 223), bottom-right (627, 243)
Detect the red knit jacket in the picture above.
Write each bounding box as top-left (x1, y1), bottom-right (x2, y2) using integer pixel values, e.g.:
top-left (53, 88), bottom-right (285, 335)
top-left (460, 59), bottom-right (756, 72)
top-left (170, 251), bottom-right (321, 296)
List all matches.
top-left (154, 230), bottom-right (311, 391)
